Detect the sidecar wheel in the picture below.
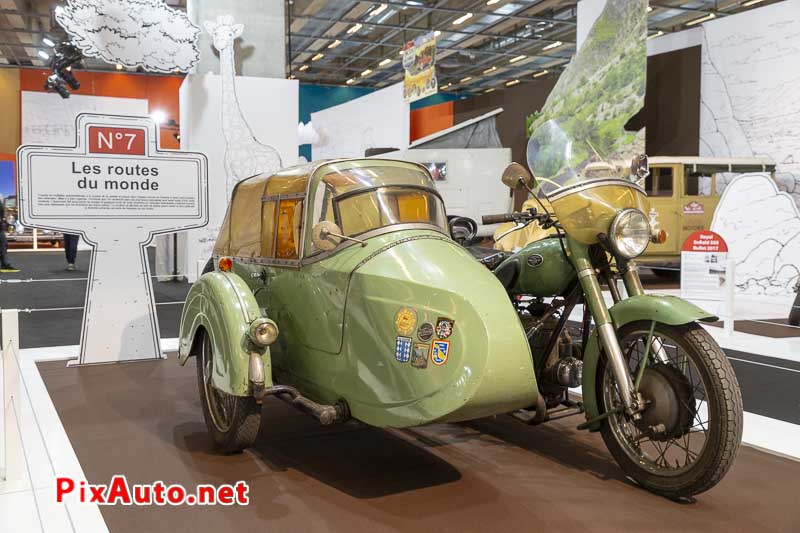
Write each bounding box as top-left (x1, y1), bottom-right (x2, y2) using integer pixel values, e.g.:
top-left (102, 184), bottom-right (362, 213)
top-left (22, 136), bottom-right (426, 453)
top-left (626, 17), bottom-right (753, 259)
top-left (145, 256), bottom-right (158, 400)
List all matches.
top-left (597, 321), bottom-right (742, 499)
top-left (194, 331), bottom-right (261, 453)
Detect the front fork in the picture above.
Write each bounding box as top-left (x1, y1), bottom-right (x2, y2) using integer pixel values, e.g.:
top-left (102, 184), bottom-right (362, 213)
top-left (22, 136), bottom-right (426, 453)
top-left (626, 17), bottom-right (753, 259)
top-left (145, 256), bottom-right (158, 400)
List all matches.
top-left (567, 238), bottom-right (644, 416)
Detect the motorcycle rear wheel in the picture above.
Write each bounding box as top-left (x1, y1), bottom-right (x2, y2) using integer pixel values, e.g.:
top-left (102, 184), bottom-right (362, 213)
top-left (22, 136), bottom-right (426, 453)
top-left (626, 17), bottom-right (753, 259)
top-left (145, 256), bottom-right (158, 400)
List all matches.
top-left (597, 321), bottom-right (742, 499)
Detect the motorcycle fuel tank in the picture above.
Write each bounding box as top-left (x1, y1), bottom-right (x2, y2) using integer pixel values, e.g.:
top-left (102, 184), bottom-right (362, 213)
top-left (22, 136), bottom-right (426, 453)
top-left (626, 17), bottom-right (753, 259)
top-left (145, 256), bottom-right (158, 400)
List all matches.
top-left (499, 237), bottom-right (576, 297)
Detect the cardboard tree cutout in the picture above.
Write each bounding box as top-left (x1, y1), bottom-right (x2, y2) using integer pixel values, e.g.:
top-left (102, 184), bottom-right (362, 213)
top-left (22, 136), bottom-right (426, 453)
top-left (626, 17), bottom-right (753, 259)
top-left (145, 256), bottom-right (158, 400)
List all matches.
top-left (17, 114), bottom-right (208, 365)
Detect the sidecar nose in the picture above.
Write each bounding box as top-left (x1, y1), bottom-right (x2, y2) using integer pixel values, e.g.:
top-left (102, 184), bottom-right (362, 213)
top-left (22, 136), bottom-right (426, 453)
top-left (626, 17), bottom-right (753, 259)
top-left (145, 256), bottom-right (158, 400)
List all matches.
top-left (342, 233), bottom-right (538, 427)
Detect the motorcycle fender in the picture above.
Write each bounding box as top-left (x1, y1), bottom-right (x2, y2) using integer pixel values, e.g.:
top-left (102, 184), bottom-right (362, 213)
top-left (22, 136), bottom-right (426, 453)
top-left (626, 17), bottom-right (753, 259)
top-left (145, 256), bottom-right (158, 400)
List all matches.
top-left (580, 294), bottom-right (717, 431)
top-left (178, 271), bottom-right (272, 396)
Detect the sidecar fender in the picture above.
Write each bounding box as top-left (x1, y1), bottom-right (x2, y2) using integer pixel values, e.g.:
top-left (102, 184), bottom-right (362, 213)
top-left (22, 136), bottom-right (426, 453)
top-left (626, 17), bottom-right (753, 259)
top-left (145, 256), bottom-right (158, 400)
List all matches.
top-left (178, 271), bottom-right (272, 396)
top-left (580, 294), bottom-right (717, 431)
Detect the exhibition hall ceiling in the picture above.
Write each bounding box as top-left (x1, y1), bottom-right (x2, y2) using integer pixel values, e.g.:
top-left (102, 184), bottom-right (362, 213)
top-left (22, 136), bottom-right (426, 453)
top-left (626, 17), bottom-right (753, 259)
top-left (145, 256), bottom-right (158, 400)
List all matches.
top-left (0, 0), bottom-right (783, 93)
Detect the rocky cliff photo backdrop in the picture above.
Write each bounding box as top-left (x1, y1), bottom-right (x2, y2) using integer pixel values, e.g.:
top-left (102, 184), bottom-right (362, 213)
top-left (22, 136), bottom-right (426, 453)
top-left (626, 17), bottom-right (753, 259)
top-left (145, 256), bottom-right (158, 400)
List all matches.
top-left (526, 0), bottom-right (647, 169)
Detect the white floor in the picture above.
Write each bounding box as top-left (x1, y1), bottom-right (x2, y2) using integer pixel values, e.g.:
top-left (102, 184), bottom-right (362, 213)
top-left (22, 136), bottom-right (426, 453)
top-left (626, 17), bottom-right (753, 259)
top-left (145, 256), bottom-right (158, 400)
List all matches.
top-left (0, 327), bottom-right (798, 533)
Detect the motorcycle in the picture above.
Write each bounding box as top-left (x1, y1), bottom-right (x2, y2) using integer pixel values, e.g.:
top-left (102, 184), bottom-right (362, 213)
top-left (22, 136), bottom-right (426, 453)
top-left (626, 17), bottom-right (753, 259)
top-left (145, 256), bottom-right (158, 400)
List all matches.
top-left (470, 119), bottom-right (743, 498)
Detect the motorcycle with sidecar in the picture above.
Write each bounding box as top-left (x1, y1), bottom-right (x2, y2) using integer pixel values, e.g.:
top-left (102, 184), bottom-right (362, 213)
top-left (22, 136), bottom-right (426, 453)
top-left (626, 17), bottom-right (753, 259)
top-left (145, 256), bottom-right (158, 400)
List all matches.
top-left (179, 141), bottom-right (742, 498)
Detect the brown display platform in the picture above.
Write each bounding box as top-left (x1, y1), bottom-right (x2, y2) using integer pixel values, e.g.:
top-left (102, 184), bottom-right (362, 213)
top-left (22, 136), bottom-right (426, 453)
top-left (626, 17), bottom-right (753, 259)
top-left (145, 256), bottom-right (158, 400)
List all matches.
top-left (706, 318), bottom-right (800, 338)
top-left (38, 358), bottom-right (800, 533)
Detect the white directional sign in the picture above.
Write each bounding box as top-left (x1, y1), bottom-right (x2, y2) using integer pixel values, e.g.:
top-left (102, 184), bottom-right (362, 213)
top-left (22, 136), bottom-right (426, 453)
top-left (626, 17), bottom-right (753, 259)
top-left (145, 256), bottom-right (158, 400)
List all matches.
top-left (17, 114), bottom-right (208, 365)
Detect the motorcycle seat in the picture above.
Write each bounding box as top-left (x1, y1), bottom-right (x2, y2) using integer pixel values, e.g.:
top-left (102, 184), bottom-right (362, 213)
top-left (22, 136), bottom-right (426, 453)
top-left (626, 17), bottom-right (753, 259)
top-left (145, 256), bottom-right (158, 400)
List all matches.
top-left (493, 258), bottom-right (519, 290)
top-left (466, 246), bottom-right (510, 271)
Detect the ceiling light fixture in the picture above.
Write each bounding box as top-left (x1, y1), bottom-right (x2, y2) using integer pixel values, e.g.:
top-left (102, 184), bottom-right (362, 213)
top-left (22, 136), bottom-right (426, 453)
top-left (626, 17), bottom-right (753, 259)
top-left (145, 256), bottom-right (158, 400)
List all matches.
top-left (452, 13), bottom-right (473, 25)
top-left (742, 0), bottom-right (766, 6)
top-left (542, 40), bottom-right (563, 51)
top-left (686, 13), bottom-right (716, 26)
top-left (42, 37), bottom-right (55, 47)
top-left (647, 6), bottom-right (653, 12)
top-left (434, 30), bottom-right (441, 37)
top-left (506, 79), bottom-right (520, 86)
top-left (379, 58), bottom-right (392, 67)
top-left (485, 87), bottom-right (496, 93)
top-left (487, 0), bottom-right (501, 5)
top-left (37, 50), bottom-right (49, 60)
top-left (328, 39), bottom-right (342, 49)
top-left (460, 76), bottom-right (473, 82)
top-left (346, 78), bottom-right (356, 85)
top-left (311, 53), bottom-right (324, 61)
top-left (347, 23), bottom-right (363, 34)
top-left (509, 54), bottom-right (526, 63)
top-left (361, 68), bottom-right (373, 76)
top-left (299, 64), bottom-right (309, 71)
top-left (441, 83), bottom-right (451, 90)
top-left (116, 63), bottom-right (123, 70)
top-left (533, 69), bottom-right (548, 78)
top-left (369, 4), bottom-right (388, 18)
top-left (647, 30), bottom-right (664, 39)
top-left (483, 66), bottom-right (497, 74)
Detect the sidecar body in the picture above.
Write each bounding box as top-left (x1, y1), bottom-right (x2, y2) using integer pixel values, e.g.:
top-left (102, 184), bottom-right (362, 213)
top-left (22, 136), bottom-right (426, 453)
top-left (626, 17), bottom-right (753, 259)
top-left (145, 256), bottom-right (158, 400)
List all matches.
top-left (179, 159), bottom-right (537, 428)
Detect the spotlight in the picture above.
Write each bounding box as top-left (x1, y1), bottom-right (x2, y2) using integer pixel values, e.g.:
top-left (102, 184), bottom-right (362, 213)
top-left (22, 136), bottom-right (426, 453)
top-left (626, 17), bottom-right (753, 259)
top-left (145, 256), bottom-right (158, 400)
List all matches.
top-left (43, 41), bottom-right (83, 99)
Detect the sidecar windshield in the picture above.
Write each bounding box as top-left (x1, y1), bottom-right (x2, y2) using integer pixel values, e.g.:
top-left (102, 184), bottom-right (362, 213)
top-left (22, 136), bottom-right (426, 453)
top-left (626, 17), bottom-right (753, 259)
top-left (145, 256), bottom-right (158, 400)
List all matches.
top-left (309, 162), bottom-right (447, 250)
top-left (526, 118), bottom-right (633, 198)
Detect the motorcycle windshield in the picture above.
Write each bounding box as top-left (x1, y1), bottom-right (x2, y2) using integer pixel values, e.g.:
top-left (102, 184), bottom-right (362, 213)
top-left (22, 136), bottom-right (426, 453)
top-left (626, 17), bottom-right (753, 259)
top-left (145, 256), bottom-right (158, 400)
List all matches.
top-left (526, 118), bottom-right (637, 198)
top-left (526, 118), bottom-right (648, 244)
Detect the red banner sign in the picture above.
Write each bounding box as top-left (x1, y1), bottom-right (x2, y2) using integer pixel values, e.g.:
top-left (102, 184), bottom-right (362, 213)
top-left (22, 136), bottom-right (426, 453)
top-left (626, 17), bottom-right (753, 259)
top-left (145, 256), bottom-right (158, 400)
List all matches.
top-left (681, 230), bottom-right (728, 253)
top-left (88, 126), bottom-right (146, 155)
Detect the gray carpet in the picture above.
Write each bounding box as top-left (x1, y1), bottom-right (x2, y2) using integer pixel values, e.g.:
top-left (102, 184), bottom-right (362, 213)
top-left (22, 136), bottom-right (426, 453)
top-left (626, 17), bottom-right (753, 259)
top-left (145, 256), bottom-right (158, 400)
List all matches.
top-left (0, 248), bottom-right (190, 348)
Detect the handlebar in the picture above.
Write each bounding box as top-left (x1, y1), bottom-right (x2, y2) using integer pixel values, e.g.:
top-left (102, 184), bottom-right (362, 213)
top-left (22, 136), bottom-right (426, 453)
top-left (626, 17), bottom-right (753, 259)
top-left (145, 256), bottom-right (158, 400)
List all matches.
top-left (482, 213), bottom-right (516, 225)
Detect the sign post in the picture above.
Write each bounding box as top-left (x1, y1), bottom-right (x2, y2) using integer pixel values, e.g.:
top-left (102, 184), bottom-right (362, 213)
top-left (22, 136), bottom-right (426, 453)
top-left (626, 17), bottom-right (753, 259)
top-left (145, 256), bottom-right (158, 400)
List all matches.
top-left (680, 230), bottom-right (729, 303)
top-left (17, 114), bottom-right (208, 365)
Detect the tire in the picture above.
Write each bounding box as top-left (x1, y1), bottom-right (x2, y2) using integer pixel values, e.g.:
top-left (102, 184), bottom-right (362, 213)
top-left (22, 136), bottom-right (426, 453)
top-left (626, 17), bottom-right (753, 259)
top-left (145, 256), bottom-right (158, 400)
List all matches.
top-left (789, 290), bottom-right (800, 326)
top-left (194, 331), bottom-right (261, 453)
top-left (596, 321), bottom-right (742, 499)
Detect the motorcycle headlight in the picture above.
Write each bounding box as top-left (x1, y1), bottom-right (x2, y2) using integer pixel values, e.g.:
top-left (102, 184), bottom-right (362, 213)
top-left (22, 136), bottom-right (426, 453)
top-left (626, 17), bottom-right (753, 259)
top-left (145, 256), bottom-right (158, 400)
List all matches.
top-left (248, 318), bottom-right (279, 347)
top-left (609, 209), bottom-right (650, 259)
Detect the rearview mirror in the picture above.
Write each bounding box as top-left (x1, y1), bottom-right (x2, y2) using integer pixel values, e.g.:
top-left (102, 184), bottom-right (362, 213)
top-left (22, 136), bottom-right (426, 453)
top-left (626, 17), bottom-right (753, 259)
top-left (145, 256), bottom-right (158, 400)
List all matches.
top-left (311, 221), bottom-right (343, 251)
top-left (501, 162), bottom-right (536, 191)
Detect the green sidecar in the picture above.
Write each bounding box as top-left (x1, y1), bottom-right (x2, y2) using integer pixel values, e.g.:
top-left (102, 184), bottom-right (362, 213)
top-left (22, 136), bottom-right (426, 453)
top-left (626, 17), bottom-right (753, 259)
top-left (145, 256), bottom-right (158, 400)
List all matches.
top-left (178, 158), bottom-right (538, 451)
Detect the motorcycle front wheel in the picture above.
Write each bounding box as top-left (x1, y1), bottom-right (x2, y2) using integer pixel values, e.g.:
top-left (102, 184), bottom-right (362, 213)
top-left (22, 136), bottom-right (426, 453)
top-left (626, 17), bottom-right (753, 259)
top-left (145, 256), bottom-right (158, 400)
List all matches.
top-left (597, 321), bottom-right (742, 499)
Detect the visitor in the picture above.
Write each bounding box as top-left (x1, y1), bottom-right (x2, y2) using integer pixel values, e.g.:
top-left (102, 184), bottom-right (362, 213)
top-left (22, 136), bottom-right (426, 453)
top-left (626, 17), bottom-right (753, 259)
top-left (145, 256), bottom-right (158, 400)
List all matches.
top-left (0, 193), bottom-right (19, 273)
top-left (63, 233), bottom-right (79, 271)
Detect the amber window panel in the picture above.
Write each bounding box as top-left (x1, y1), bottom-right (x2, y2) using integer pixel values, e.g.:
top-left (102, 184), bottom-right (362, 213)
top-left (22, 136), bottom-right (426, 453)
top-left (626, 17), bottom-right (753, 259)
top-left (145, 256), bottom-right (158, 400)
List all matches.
top-left (275, 199), bottom-right (302, 260)
top-left (230, 175), bottom-right (268, 257)
top-left (261, 200), bottom-right (277, 257)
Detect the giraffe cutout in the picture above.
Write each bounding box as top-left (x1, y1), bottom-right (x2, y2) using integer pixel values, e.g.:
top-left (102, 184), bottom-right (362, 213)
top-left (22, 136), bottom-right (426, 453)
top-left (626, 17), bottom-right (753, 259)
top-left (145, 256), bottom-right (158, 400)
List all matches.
top-left (203, 15), bottom-right (282, 199)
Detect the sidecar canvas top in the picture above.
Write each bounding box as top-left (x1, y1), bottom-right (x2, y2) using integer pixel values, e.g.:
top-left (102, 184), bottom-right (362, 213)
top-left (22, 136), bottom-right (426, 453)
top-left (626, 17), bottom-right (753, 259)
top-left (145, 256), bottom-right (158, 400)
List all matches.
top-left (213, 159), bottom-right (448, 265)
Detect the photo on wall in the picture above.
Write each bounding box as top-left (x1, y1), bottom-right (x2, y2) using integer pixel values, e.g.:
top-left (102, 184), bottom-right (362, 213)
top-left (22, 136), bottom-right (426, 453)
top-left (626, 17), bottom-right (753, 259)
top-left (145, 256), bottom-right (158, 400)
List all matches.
top-left (0, 158), bottom-right (14, 201)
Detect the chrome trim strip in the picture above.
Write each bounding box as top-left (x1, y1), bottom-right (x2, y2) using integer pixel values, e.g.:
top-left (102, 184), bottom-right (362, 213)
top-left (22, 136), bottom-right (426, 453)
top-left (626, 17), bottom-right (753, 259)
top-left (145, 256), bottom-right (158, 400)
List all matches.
top-left (262, 192), bottom-right (306, 201)
top-left (301, 224), bottom-right (449, 265)
top-left (576, 268), bottom-right (595, 280)
top-left (547, 178), bottom-right (646, 202)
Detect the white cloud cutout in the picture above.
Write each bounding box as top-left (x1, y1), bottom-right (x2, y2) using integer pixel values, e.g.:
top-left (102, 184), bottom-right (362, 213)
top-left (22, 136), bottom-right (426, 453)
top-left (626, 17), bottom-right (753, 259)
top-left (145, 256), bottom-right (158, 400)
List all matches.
top-left (55, 0), bottom-right (200, 73)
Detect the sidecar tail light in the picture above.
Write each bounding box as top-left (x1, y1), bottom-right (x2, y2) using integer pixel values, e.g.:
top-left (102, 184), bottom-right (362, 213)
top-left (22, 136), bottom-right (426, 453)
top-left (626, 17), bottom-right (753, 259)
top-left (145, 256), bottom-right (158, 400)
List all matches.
top-left (219, 257), bottom-right (233, 272)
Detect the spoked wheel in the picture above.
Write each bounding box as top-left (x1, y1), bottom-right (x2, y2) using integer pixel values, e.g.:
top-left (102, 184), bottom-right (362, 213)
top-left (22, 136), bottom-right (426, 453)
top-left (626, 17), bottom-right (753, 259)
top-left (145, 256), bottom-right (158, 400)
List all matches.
top-left (194, 331), bottom-right (261, 453)
top-left (597, 321), bottom-right (742, 498)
